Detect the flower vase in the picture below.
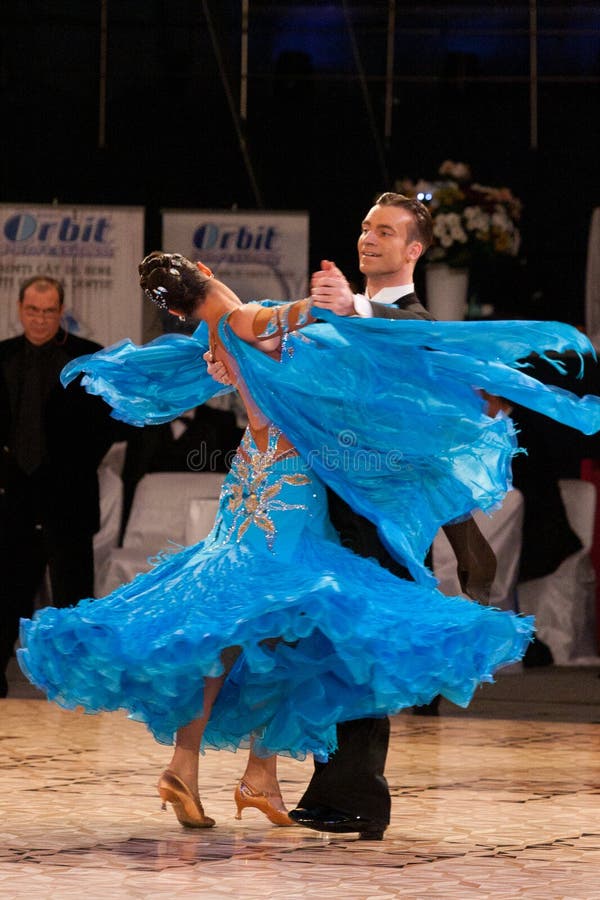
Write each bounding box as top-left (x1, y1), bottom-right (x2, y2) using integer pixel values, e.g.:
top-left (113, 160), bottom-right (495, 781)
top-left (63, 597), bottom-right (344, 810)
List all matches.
top-left (425, 264), bottom-right (469, 320)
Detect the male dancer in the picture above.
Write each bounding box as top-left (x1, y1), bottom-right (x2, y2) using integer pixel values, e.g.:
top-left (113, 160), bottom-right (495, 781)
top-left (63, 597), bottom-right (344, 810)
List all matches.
top-left (288, 193), bottom-right (496, 840)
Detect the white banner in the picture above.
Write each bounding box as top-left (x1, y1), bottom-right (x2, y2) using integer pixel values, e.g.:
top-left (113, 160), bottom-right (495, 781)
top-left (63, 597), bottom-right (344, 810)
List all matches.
top-left (162, 209), bottom-right (309, 303)
top-left (0, 204), bottom-right (144, 346)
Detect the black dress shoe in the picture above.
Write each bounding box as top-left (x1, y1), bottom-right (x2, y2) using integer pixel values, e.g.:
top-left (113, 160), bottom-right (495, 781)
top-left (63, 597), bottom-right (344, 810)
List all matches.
top-left (288, 806), bottom-right (386, 839)
top-left (412, 694), bottom-right (441, 715)
top-left (288, 806), bottom-right (336, 825)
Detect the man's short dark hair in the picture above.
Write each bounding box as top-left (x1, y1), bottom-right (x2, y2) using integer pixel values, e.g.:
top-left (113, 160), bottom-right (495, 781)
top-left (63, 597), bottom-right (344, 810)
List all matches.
top-left (19, 275), bottom-right (65, 306)
top-left (374, 192), bottom-right (434, 252)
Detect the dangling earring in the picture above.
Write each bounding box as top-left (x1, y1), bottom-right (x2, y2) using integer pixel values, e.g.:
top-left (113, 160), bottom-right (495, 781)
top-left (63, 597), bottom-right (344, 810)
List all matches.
top-left (178, 315), bottom-right (186, 323)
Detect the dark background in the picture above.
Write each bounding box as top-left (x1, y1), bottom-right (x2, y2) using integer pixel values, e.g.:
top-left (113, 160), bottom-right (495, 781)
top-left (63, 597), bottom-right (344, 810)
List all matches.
top-left (1, 1), bottom-right (599, 322)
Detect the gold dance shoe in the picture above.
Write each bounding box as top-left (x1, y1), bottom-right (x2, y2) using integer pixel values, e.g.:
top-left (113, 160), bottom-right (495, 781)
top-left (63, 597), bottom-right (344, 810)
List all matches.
top-left (157, 769), bottom-right (216, 828)
top-left (234, 779), bottom-right (295, 826)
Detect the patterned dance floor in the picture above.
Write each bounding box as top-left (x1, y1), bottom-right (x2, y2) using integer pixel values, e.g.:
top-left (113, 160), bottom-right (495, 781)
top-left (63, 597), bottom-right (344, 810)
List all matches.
top-left (2, 672), bottom-right (600, 899)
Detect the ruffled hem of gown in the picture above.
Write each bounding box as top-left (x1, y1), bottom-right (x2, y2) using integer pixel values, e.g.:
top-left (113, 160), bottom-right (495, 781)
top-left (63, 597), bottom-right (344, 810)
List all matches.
top-left (18, 531), bottom-right (533, 760)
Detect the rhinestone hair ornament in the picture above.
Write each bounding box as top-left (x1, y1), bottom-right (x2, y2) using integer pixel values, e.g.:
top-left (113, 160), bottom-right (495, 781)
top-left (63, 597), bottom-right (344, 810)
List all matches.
top-left (141, 254), bottom-right (213, 310)
top-left (145, 284), bottom-right (169, 309)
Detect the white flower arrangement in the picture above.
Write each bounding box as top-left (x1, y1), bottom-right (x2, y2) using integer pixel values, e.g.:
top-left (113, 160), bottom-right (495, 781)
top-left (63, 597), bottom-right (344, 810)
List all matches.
top-left (397, 161), bottom-right (522, 269)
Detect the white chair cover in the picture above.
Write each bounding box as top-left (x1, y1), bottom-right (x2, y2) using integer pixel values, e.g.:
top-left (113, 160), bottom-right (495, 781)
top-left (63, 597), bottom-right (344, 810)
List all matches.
top-left (432, 489), bottom-right (524, 611)
top-left (123, 471), bottom-right (225, 551)
top-left (99, 440), bottom-right (128, 477)
top-left (185, 497), bottom-right (221, 544)
top-left (97, 471), bottom-right (225, 597)
top-left (517, 479), bottom-right (599, 664)
top-left (93, 453), bottom-right (124, 596)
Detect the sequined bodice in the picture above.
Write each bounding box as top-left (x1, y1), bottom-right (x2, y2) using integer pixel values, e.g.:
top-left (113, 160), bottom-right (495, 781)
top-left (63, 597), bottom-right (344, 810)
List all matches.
top-left (209, 425), bottom-right (332, 558)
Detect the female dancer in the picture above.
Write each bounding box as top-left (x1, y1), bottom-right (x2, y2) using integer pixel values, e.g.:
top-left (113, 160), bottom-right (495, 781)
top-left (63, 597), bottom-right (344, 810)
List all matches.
top-left (19, 252), bottom-right (600, 831)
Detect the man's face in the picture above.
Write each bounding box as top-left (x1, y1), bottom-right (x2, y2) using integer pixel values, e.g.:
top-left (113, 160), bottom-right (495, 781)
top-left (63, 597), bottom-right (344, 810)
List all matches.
top-left (357, 204), bottom-right (421, 285)
top-left (19, 283), bottom-right (63, 346)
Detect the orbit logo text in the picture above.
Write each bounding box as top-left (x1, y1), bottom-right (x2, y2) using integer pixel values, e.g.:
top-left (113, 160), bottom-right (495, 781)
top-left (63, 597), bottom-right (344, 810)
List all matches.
top-left (193, 221), bottom-right (280, 265)
top-left (2, 212), bottom-right (113, 258)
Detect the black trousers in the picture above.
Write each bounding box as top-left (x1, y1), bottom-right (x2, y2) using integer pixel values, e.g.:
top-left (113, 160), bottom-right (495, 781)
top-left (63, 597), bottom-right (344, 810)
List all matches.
top-left (296, 493), bottom-right (415, 826)
top-left (0, 515), bottom-right (95, 675)
top-left (298, 717), bottom-right (392, 822)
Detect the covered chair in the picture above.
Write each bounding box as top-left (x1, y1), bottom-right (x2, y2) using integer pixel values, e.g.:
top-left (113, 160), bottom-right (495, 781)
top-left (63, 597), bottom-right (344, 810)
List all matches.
top-left (517, 479), bottom-right (598, 664)
top-left (432, 489), bottom-right (524, 612)
top-left (97, 471), bottom-right (224, 597)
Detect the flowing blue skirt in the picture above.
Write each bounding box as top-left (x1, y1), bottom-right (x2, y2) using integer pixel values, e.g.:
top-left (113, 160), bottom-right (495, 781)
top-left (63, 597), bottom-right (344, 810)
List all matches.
top-left (19, 428), bottom-right (533, 760)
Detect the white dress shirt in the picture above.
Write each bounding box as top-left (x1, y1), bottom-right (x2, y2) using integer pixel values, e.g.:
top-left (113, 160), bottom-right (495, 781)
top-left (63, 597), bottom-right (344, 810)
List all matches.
top-left (353, 283), bottom-right (415, 317)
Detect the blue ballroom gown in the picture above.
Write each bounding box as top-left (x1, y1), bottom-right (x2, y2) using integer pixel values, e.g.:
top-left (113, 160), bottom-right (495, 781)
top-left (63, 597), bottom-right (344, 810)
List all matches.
top-left (17, 308), bottom-right (600, 760)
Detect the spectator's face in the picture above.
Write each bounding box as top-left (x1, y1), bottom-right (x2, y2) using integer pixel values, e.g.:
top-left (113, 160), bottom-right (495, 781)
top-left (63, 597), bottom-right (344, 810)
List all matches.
top-left (357, 204), bottom-right (420, 285)
top-left (19, 284), bottom-right (63, 346)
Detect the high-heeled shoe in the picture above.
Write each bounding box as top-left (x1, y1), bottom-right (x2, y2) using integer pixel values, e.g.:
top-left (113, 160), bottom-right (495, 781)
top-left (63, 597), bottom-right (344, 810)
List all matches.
top-left (234, 779), bottom-right (295, 826)
top-left (157, 769), bottom-right (215, 828)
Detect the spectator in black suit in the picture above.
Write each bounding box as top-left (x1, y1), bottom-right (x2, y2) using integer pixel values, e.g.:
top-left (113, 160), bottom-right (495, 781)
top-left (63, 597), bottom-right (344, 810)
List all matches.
top-left (0, 276), bottom-right (119, 696)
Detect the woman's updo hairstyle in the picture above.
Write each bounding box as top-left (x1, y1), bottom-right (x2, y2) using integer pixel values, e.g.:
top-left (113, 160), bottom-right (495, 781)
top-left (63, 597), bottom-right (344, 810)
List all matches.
top-left (138, 251), bottom-right (212, 318)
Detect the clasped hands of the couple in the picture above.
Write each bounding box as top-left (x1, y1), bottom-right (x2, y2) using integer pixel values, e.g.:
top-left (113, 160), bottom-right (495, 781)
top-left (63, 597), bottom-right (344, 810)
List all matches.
top-left (203, 260), bottom-right (354, 385)
top-left (309, 259), bottom-right (355, 316)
